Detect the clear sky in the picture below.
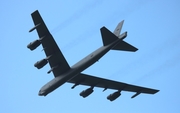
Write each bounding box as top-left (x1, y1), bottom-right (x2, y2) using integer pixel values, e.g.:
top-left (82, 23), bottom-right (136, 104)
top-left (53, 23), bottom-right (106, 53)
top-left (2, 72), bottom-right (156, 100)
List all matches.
top-left (1, 0), bottom-right (180, 113)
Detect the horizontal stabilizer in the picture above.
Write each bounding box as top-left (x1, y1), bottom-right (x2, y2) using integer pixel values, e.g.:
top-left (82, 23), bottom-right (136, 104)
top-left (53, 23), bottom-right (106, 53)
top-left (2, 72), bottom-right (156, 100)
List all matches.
top-left (112, 41), bottom-right (138, 52)
top-left (100, 27), bottom-right (118, 46)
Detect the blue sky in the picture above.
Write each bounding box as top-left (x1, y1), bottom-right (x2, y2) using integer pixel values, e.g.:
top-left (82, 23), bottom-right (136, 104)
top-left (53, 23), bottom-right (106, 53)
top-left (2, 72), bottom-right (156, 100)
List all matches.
top-left (1, 0), bottom-right (180, 113)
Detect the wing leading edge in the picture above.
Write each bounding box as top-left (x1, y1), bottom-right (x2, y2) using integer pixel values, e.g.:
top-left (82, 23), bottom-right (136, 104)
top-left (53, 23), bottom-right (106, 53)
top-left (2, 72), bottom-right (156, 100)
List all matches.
top-left (68, 73), bottom-right (159, 98)
top-left (30, 10), bottom-right (70, 77)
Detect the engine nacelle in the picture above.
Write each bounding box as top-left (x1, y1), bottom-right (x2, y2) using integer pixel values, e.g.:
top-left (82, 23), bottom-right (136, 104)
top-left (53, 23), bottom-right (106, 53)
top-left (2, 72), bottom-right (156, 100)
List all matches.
top-left (107, 91), bottom-right (121, 101)
top-left (34, 59), bottom-right (48, 69)
top-left (80, 88), bottom-right (94, 98)
top-left (27, 40), bottom-right (41, 51)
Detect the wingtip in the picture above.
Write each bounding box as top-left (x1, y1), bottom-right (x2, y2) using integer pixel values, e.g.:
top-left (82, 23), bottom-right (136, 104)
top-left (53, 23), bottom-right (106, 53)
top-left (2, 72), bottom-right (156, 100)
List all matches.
top-left (100, 26), bottom-right (106, 29)
top-left (156, 90), bottom-right (160, 93)
top-left (31, 10), bottom-right (39, 15)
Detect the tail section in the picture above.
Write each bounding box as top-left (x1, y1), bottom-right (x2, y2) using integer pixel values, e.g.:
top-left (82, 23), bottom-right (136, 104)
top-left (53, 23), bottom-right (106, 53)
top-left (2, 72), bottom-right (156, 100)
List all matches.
top-left (112, 40), bottom-right (138, 52)
top-left (100, 27), bottom-right (118, 46)
top-left (100, 20), bottom-right (138, 52)
top-left (113, 20), bottom-right (124, 37)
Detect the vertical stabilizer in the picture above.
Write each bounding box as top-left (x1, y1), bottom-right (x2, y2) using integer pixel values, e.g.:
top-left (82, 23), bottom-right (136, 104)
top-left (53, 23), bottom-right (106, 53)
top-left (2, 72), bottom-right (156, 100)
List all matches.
top-left (113, 20), bottom-right (124, 37)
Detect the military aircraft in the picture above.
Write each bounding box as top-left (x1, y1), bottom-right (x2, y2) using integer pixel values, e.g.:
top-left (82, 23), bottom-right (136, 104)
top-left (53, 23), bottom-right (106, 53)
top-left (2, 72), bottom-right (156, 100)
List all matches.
top-left (27, 10), bottom-right (159, 101)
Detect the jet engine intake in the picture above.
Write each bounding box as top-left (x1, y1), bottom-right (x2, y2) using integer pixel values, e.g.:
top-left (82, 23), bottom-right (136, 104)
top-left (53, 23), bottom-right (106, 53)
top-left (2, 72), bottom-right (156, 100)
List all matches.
top-left (80, 87), bottom-right (94, 98)
top-left (27, 40), bottom-right (41, 50)
top-left (107, 91), bottom-right (121, 101)
top-left (34, 59), bottom-right (48, 69)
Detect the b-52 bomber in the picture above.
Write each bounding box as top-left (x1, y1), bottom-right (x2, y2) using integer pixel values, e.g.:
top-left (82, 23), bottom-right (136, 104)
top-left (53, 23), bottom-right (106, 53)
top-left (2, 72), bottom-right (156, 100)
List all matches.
top-left (27, 10), bottom-right (159, 101)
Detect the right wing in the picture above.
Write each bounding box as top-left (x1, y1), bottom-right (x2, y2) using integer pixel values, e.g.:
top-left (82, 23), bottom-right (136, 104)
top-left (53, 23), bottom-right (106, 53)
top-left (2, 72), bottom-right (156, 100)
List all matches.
top-left (68, 73), bottom-right (159, 97)
top-left (30, 10), bottom-right (70, 77)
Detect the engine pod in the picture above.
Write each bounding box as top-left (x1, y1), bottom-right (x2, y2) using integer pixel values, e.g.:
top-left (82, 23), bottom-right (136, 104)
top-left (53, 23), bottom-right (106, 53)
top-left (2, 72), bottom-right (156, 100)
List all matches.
top-left (27, 40), bottom-right (41, 51)
top-left (34, 59), bottom-right (48, 69)
top-left (80, 88), bottom-right (94, 98)
top-left (107, 91), bottom-right (121, 101)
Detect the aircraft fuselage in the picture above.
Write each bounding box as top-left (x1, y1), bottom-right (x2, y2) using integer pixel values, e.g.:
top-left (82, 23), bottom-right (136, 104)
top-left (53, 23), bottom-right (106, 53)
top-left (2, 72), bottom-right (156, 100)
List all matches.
top-left (38, 32), bottom-right (127, 96)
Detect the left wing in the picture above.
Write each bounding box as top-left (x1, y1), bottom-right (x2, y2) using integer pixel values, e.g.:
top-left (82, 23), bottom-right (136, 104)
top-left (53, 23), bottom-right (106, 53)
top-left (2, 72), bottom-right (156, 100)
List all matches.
top-left (68, 73), bottom-right (159, 97)
top-left (29, 10), bottom-right (70, 77)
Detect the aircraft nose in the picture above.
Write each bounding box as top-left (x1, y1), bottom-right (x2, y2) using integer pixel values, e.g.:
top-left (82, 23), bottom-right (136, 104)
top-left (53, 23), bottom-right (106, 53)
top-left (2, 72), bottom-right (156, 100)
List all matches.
top-left (38, 90), bottom-right (45, 96)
